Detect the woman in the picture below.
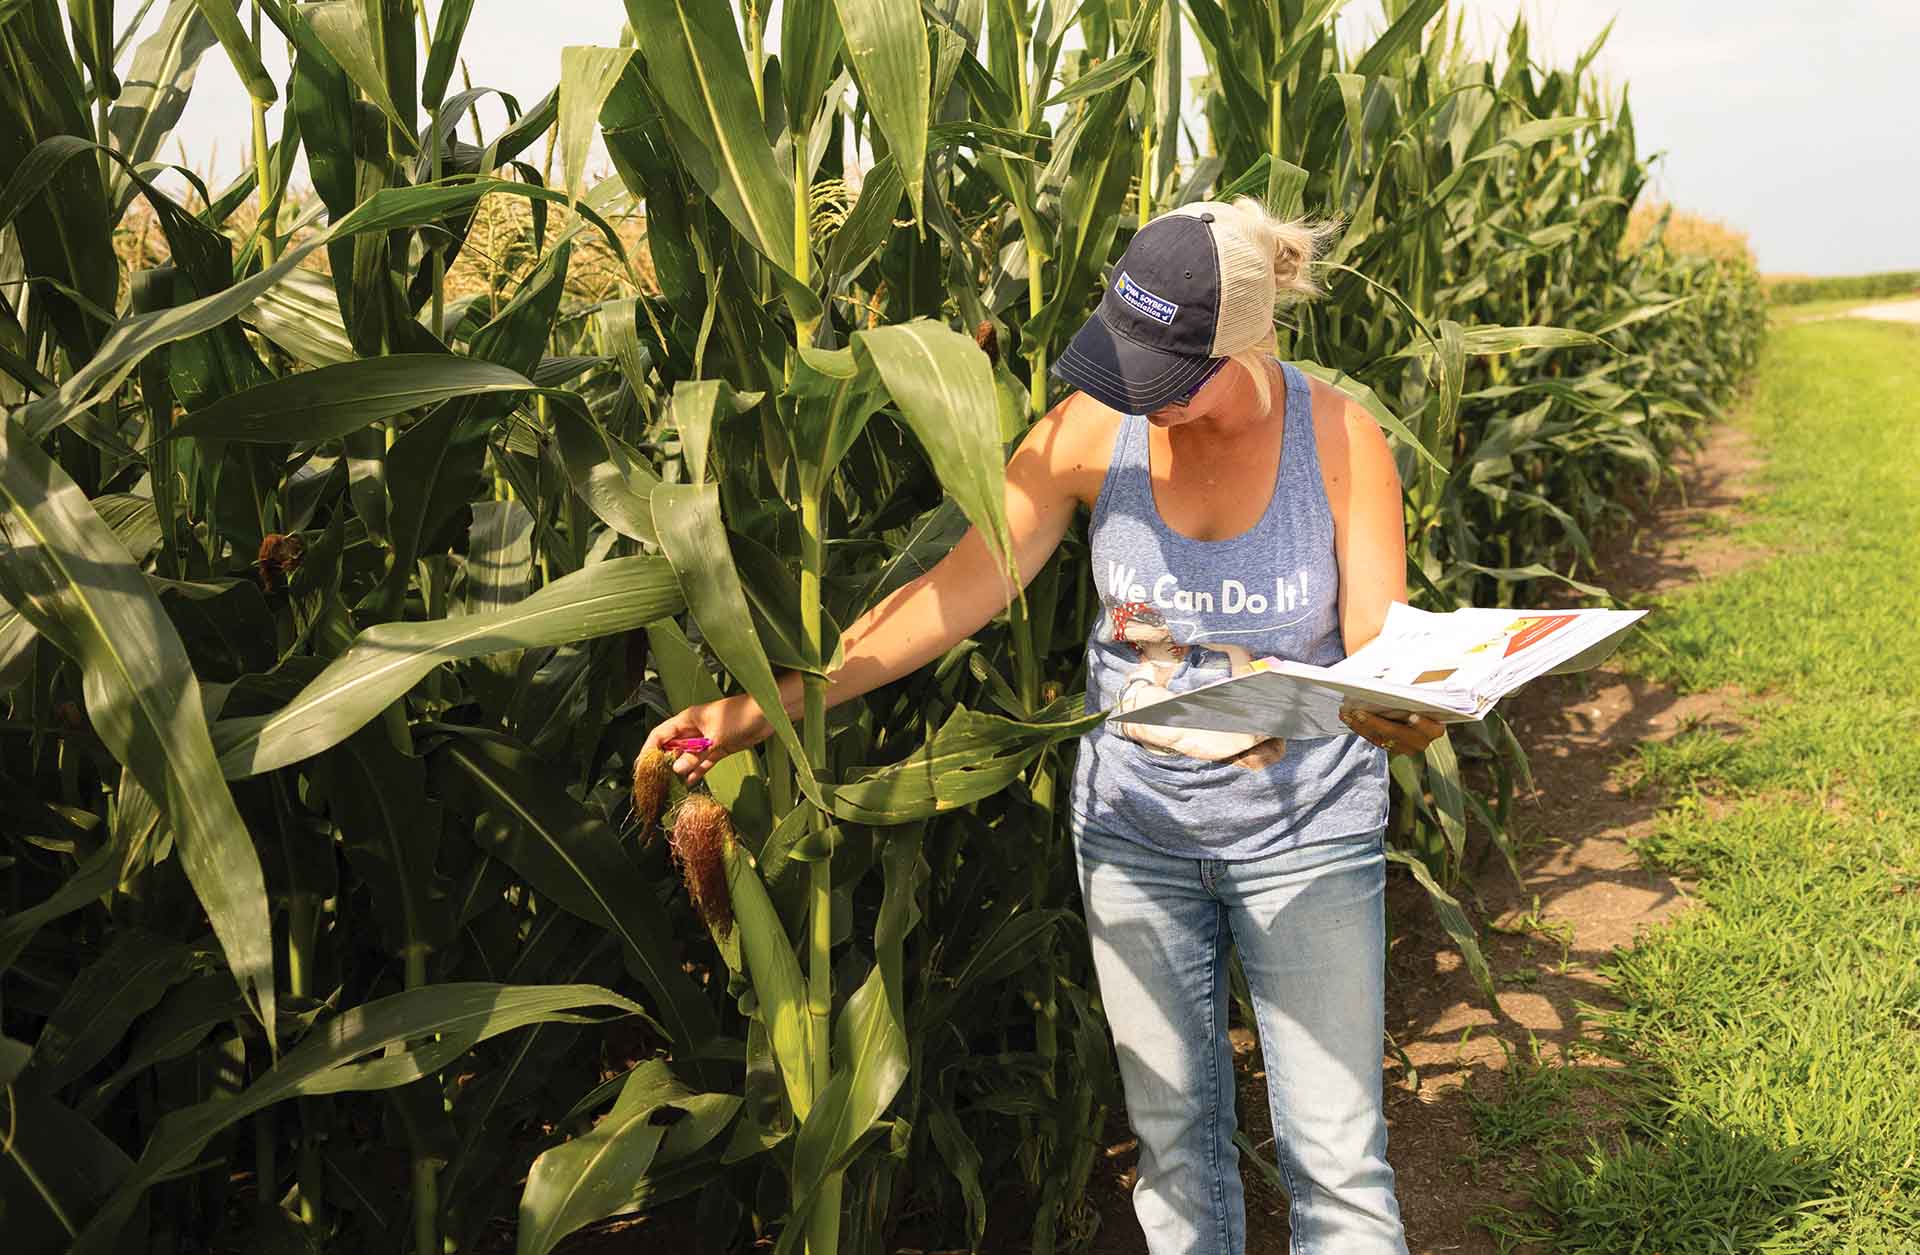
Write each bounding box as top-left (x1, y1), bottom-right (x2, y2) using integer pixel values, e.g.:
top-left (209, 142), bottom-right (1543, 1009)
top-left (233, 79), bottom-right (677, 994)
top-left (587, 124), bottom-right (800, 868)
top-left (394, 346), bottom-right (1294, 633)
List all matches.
top-left (644, 198), bottom-right (1441, 1254)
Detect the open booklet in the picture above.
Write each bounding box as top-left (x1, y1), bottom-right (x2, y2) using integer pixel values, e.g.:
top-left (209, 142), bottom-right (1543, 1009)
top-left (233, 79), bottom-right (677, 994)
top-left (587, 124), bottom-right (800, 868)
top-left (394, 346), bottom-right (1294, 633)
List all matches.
top-left (1111, 603), bottom-right (1648, 742)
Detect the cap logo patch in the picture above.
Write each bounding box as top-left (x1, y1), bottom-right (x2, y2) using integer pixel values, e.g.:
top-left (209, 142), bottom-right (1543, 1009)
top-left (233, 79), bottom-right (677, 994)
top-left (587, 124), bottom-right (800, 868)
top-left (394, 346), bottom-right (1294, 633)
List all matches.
top-left (1114, 271), bottom-right (1179, 325)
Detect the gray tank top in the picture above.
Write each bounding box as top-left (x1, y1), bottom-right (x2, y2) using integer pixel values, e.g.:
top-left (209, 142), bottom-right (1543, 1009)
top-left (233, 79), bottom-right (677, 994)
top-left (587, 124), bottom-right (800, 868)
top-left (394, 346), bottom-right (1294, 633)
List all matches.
top-left (1069, 361), bottom-right (1389, 859)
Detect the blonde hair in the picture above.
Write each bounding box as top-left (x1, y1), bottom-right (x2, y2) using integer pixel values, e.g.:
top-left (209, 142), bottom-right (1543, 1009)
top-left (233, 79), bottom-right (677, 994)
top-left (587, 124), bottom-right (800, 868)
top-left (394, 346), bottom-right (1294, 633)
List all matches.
top-left (1216, 197), bottom-right (1341, 414)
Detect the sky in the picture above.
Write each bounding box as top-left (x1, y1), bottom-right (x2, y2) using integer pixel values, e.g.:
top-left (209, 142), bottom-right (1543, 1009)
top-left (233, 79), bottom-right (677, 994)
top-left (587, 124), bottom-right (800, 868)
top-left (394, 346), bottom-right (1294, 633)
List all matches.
top-left (133, 0), bottom-right (1917, 276)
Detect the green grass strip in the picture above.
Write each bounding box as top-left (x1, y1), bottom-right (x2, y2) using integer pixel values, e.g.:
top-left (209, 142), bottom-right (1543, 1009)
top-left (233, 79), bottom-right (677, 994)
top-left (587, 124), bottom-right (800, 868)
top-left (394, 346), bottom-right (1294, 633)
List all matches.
top-left (1472, 318), bottom-right (1920, 1253)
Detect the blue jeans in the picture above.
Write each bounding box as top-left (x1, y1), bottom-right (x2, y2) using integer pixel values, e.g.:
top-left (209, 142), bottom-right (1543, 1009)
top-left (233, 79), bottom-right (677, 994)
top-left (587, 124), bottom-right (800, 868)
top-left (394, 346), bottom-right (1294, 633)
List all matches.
top-left (1073, 822), bottom-right (1408, 1255)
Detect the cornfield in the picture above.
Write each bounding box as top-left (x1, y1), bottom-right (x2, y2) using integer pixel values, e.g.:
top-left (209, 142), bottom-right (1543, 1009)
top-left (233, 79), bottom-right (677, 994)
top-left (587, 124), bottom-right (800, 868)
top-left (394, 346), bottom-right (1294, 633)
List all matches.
top-left (1764, 268), bottom-right (1920, 304)
top-left (1623, 201), bottom-right (1754, 268)
top-left (0, 2), bottom-right (1763, 1253)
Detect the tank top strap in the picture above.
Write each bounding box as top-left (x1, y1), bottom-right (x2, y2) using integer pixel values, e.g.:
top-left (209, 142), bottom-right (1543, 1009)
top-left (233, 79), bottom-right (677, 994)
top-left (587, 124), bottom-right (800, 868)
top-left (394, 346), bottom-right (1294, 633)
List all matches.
top-left (1276, 361), bottom-right (1311, 481)
top-left (1276, 361), bottom-right (1333, 529)
top-left (1117, 406), bottom-right (1150, 474)
top-left (1087, 409), bottom-right (1140, 536)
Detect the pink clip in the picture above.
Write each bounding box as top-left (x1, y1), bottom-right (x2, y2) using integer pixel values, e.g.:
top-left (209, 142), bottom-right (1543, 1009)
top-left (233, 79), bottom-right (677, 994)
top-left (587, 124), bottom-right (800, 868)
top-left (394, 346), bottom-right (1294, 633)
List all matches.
top-left (663, 736), bottom-right (713, 754)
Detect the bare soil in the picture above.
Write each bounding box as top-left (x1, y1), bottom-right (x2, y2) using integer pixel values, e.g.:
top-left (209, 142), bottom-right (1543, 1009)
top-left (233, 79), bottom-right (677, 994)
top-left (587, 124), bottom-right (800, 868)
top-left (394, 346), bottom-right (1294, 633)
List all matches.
top-left (1840, 297), bottom-right (1920, 325)
top-left (1085, 420), bottom-right (1769, 1255)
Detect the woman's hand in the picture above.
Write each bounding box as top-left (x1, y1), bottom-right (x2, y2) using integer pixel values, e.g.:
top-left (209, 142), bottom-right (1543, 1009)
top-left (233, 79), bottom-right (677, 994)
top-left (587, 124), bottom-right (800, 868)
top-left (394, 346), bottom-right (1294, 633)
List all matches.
top-left (1339, 708), bottom-right (1445, 756)
top-left (643, 693), bottom-right (772, 786)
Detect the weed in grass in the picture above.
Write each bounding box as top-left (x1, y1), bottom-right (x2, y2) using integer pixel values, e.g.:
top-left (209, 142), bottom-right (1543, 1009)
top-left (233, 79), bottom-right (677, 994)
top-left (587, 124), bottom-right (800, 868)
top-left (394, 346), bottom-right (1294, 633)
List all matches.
top-left (1688, 509), bottom-right (1740, 538)
top-left (1478, 1114), bottom-right (1845, 1253)
top-left (1465, 1035), bottom-right (1602, 1157)
top-left (1617, 728), bottom-right (1743, 798)
top-left (1492, 894), bottom-right (1577, 950)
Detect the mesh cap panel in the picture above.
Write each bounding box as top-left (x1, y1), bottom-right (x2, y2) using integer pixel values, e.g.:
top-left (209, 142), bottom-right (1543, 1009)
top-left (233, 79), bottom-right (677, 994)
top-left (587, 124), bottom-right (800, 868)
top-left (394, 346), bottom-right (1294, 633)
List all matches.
top-left (1166, 201), bottom-right (1276, 355)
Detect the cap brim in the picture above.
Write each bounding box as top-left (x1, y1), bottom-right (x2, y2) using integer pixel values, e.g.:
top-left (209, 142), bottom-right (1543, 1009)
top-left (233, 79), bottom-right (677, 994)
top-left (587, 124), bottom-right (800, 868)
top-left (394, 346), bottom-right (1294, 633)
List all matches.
top-left (1049, 312), bottom-right (1218, 414)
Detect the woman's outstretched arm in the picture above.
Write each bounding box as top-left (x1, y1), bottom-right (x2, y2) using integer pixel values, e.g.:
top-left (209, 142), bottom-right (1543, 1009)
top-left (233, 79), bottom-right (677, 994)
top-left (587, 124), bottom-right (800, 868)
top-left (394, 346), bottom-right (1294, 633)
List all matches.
top-left (645, 395), bottom-right (1111, 784)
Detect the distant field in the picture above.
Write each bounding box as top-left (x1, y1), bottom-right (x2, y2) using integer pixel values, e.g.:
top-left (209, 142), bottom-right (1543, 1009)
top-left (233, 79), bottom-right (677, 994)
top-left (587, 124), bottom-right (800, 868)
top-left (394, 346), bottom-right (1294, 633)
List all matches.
top-left (1764, 269), bottom-right (1920, 304)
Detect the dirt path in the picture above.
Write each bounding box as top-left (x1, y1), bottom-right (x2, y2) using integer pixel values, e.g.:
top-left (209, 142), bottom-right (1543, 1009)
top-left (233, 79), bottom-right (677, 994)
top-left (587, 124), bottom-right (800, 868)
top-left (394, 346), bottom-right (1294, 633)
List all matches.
top-left (1085, 420), bottom-right (1767, 1254)
top-left (1850, 297), bottom-right (1920, 324)
top-left (1799, 296), bottom-right (1920, 325)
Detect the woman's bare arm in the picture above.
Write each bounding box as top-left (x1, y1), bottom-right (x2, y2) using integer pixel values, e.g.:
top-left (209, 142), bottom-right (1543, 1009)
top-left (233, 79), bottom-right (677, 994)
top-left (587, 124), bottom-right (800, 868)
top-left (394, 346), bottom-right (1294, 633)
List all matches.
top-left (646, 395), bottom-right (1112, 782)
top-left (1311, 380), bottom-right (1442, 755)
top-left (782, 423), bottom-right (1083, 711)
top-left (1312, 381), bottom-right (1408, 655)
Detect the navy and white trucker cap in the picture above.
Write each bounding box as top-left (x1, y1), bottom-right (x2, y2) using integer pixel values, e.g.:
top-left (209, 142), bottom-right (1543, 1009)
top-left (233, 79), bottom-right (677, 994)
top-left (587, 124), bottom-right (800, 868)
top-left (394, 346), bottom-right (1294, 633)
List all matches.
top-left (1050, 202), bottom-right (1277, 414)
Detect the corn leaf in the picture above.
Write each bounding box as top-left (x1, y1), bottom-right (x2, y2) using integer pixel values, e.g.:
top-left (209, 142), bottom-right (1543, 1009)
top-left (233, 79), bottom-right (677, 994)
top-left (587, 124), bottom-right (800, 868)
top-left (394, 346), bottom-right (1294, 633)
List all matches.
top-left (1038, 50), bottom-right (1149, 110)
top-left (24, 929), bottom-right (197, 1090)
top-left (67, 0), bottom-right (119, 99)
top-left (298, 0), bottom-right (412, 148)
top-left (1181, 0), bottom-right (1264, 141)
top-left (1467, 115), bottom-right (1596, 166)
top-left (70, 983), bottom-right (650, 1255)
top-left (431, 733), bottom-right (719, 1072)
top-left (1384, 849), bottom-right (1494, 1000)
top-left (163, 354), bottom-right (536, 444)
top-left (724, 837), bottom-right (814, 1119)
top-left (777, 964), bottom-right (907, 1254)
top-left (518, 1062), bottom-right (742, 1255)
top-left (1149, 0), bottom-right (1181, 202)
top-left (1423, 729), bottom-right (1468, 866)
top-left (1432, 317), bottom-right (1466, 465)
top-left (420, 0), bottom-right (474, 109)
top-left (829, 702), bottom-right (1103, 824)
top-left (1350, 0), bottom-right (1445, 78)
top-left (780, 0), bottom-right (843, 135)
top-left (1, 1088), bottom-right (143, 1253)
top-left (851, 320), bottom-right (1017, 594)
top-left (666, 376), bottom-right (741, 488)
top-left (246, 266), bottom-right (355, 366)
top-left (822, 152), bottom-right (903, 286)
top-left (212, 555), bottom-right (684, 776)
top-left (559, 46), bottom-right (634, 201)
top-left (927, 1106), bottom-right (989, 1249)
top-left (620, 0), bottom-right (808, 310)
top-left (465, 498), bottom-right (534, 615)
top-left (321, 728), bottom-right (455, 958)
top-left (1457, 325), bottom-right (1607, 357)
top-left (872, 814), bottom-right (924, 1031)
top-left (517, 1113), bottom-right (666, 1255)
top-left (784, 344), bottom-right (889, 496)
top-left (190, 0), bottom-right (274, 101)
top-left (832, 0), bottom-right (931, 224)
top-left (650, 481), bottom-right (821, 803)
top-left (1458, 561), bottom-right (1609, 600)
top-left (553, 399), bottom-right (662, 544)
top-left (0, 419), bottom-right (277, 1048)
